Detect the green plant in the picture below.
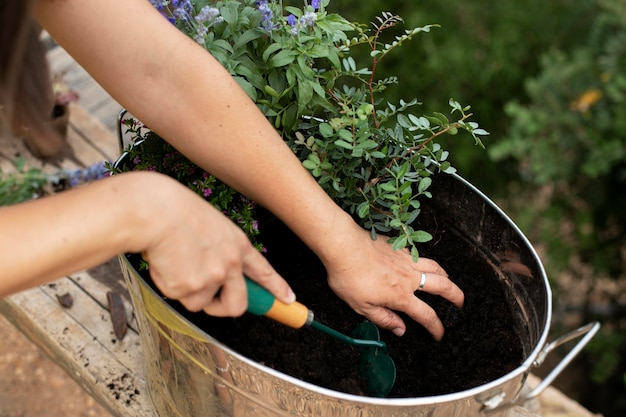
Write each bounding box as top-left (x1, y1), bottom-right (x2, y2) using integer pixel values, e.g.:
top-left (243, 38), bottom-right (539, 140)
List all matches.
top-left (486, 1), bottom-right (626, 415)
top-left (115, 0), bottom-right (486, 260)
top-left (0, 158), bottom-right (107, 206)
top-left (118, 117), bottom-right (265, 251)
top-left (489, 0), bottom-right (626, 276)
top-left (327, 0), bottom-right (597, 194)
top-left (0, 159), bottom-right (51, 205)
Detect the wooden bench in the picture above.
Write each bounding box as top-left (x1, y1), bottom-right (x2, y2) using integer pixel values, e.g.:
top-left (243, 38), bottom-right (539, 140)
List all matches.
top-left (0, 103), bottom-right (600, 417)
top-left (0, 103), bottom-right (156, 417)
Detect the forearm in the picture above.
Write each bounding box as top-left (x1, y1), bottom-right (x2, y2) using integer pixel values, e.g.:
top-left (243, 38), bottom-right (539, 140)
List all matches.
top-left (34, 0), bottom-right (358, 262)
top-left (0, 173), bottom-right (153, 297)
top-left (1, 170), bottom-right (296, 315)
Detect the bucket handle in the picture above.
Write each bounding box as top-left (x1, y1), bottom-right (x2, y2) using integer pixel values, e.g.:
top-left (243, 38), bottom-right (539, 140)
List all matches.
top-left (523, 321), bottom-right (600, 401)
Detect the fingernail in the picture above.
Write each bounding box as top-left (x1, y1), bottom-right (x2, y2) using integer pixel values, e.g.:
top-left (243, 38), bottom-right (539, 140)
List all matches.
top-left (392, 327), bottom-right (405, 337)
top-left (285, 288), bottom-right (296, 303)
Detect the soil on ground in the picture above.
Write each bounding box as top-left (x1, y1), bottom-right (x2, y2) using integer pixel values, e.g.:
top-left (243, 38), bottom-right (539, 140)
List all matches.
top-left (0, 315), bottom-right (113, 417)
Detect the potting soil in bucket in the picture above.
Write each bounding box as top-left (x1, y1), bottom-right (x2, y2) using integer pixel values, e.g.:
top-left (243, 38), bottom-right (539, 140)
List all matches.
top-left (159, 212), bottom-right (524, 398)
top-left (127, 172), bottom-right (535, 399)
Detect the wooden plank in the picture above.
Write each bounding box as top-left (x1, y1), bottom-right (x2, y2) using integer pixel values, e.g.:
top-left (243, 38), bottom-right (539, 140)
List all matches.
top-left (68, 265), bottom-right (136, 331)
top-left (0, 279), bottom-right (157, 417)
top-left (71, 81), bottom-right (115, 116)
top-left (525, 375), bottom-right (601, 417)
top-left (91, 99), bottom-right (124, 135)
top-left (68, 102), bottom-right (120, 161)
top-left (0, 87), bottom-right (150, 416)
top-left (0, 130), bottom-right (55, 175)
top-left (0, 103), bottom-right (117, 177)
top-left (38, 272), bottom-right (140, 380)
top-left (55, 119), bottom-right (108, 170)
top-left (0, 134), bottom-right (36, 173)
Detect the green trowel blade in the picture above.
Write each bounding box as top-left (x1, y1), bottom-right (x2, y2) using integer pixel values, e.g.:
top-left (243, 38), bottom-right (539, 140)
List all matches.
top-left (351, 321), bottom-right (397, 397)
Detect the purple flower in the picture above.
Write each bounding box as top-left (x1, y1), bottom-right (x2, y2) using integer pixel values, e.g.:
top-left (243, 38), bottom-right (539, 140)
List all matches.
top-left (287, 14), bottom-right (298, 35)
top-left (172, 0), bottom-right (193, 21)
top-left (63, 161), bottom-right (108, 188)
top-left (195, 5), bottom-right (221, 23)
top-left (148, 0), bottom-right (168, 12)
top-left (149, 0), bottom-right (177, 23)
top-left (194, 25), bottom-right (208, 44)
top-left (300, 11), bottom-right (317, 28)
top-left (68, 169), bottom-right (81, 187)
top-left (311, 0), bottom-right (321, 10)
top-left (193, 5), bottom-right (223, 44)
top-left (256, 0), bottom-right (278, 31)
top-left (287, 14), bottom-right (297, 27)
top-left (86, 161), bottom-right (107, 181)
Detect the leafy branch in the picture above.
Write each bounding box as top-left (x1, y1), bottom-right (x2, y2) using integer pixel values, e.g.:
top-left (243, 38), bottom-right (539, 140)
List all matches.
top-left (292, 11), bottom-right (488, 260)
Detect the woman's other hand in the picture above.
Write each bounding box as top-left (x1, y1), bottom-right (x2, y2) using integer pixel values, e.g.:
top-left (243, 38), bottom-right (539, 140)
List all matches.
top-left (324, 225), bottom-right (464, 341)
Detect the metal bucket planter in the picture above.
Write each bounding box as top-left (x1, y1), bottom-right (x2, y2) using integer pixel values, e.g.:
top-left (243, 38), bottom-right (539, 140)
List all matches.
top-left (116, 147), bottom-right (599, 416)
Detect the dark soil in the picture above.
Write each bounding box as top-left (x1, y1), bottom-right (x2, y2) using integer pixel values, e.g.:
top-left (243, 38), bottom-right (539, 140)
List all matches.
top-left (130, 203), bottom-right (525, 398)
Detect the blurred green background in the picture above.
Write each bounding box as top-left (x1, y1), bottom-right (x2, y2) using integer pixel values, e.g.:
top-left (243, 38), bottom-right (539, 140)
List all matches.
top-left (329, 0), bottom-right (625, 415)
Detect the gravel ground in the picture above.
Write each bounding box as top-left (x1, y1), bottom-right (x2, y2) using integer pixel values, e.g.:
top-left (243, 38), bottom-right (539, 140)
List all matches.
top-left (0, 315), bottom-right (112, 417)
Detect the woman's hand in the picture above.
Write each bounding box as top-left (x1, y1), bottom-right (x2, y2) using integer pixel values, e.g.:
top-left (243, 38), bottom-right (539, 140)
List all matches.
top-left (133, 173), bottom-right (295, 317)
top-left (324, 225), bottom-right (464, 341)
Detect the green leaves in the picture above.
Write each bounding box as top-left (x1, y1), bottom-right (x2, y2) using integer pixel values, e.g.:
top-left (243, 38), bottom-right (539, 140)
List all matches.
top-left (293, 90), bottom-right (487, 259)
top-left (268, 49), bottom-right (297, 68)
top-left (143, 0), bottom-right (488, 261)
top-left (0, 160), bottom-right (47, 206)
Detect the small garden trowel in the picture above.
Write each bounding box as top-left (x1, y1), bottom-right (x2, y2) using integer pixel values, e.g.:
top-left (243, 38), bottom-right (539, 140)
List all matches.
top-left (245, 277), bottom-right (396, 397)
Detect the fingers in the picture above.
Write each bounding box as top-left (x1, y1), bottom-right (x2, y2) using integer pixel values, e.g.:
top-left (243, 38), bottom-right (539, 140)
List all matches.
top-left (199, 245), bottom-right (295, 316)
top-left (150, 260), bottom-right (246, 317)
top-left (146, 238), bottom-right (293, 318)
top-left (395, 268), bottom-right (462, 340)
top-left (241, 247), bottom-right (295, 305)
top-left (359, 282), bottom-right (449, 341)
top-left (400, 295), bottom-right (446, 341)
top-left (366, 273), bottom-right (451, 341)
top-left (361, 307), bottom-right (406, 337)
top-left (201, 272), bottom-right (247, 317)
top-left (414, 269), bottom-right (465, 308)
top-left (362, 286), bottom-right (449, 341)
top-left (135, 177), bottom-right (293, 319)
top-left (414, 257), bottom-right (449, 277)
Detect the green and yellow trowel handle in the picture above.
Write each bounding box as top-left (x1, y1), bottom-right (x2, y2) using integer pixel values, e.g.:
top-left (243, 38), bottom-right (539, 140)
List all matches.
top-left (245, 277), bottom-right (314, 329)
top-left (244, 277), bottom-right (386, 349)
